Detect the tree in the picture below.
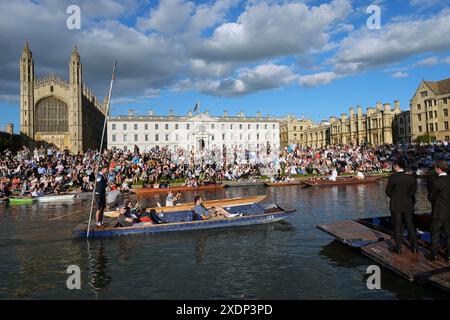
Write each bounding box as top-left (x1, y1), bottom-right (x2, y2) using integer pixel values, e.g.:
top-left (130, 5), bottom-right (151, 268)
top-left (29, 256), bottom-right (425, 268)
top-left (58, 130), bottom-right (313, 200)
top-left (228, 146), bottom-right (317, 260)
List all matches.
top-left (415, 134), bottom-right (433, 144)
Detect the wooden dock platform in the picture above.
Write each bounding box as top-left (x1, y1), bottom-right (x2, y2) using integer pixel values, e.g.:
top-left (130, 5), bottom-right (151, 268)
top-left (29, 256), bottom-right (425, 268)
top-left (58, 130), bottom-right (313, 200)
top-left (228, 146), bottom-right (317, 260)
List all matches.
top-left (362, 240), bottom-right (450, 291)
top-left (317, 220), bottom-right (391, 247)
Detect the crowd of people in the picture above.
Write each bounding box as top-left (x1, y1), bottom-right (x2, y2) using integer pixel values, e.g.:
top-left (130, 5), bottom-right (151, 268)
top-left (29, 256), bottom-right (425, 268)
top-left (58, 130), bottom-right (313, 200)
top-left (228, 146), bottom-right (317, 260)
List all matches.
top-left (0, 142), bottom-right (449, 198)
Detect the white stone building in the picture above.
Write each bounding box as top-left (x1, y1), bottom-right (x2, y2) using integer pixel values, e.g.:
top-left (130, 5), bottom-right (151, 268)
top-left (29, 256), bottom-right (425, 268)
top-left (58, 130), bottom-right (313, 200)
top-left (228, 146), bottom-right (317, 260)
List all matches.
top-left (107, 111), bottom-right (280, 153)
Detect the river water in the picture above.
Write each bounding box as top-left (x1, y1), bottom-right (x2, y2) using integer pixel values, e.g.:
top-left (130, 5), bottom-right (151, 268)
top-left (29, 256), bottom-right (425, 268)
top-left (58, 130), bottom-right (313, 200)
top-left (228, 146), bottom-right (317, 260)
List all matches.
top-left (0, 179), bottom-right (448, 299)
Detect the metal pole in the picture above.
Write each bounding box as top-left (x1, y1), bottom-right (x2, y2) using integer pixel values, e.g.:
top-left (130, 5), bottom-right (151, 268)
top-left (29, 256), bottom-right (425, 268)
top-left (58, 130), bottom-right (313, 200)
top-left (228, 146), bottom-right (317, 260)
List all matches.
top-left (86, 60), bottom-right (117, 238)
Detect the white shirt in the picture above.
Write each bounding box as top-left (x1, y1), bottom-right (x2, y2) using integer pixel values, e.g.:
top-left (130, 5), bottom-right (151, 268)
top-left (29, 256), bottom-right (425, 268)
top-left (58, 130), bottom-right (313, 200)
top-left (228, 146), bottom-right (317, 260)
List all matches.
top-left (329, 169), bottom-right (338, 181)
top-left (166, 194), bottom-right (174, 206)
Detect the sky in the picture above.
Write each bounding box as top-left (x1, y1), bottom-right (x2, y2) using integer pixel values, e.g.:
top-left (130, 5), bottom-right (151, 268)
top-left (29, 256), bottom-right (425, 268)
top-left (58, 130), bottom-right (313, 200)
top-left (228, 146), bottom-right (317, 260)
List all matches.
top-left (0, 0), bottom-right (450, 130)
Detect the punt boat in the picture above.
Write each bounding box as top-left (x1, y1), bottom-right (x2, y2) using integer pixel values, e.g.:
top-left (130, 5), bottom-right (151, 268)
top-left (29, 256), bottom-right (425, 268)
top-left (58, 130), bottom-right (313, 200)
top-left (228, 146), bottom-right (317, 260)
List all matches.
top-left (8, 194), bottom-right (77, 204)
top-left (303, 176), bottom-right (383, 187)
top-left (264, 181), bottom-right (304, 187)
top-left (317, 213), bottom-right (450, 292)
top-left (132, 184), bottom-right (224, 194)
top-left (224, 181), bottom-right (266, 188)
top-left (104, 195), bottom-right (267, 218)
top-left (73, 200), bottom-right (296, 238)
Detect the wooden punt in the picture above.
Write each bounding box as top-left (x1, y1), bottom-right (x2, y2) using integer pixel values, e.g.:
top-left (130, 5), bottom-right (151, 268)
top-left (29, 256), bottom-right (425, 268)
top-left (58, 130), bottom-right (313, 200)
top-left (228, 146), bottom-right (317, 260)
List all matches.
top-left (303, 176), bottom-right (383, 187)
top-left (224, 181), bottom-right (266, 188)
top-left (73, 202), bottom-right (296, 238)
top-left (8, 194), bottom-right (77, 204)
top-left (72, 192), bottom-right (95, 199)
top-left (317, 220), bottom-right (392, 247)
top-left (36, 194), bottom-right (77, 202)
top-left (133, 184), bottom-right (224, 194)
top-left (104, 195), bottom-right (267, 218)
top-left (264, 181), bottom-right (304, 187)
top-left (362, 240), bottom-right (450, 291)
top-left (317, 213), bottom-right (450, 292)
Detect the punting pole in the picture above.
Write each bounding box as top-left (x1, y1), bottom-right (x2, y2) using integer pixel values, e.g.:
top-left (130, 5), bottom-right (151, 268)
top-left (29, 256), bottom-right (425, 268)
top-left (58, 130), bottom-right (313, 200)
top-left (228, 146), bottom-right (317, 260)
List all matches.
top-left (86, 60), bottom-right (117, 238)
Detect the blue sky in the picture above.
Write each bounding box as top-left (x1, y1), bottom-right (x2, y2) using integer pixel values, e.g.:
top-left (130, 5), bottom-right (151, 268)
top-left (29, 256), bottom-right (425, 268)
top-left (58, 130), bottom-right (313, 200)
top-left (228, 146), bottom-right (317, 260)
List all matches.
top-left (0, 0), bottom-right (449, 130)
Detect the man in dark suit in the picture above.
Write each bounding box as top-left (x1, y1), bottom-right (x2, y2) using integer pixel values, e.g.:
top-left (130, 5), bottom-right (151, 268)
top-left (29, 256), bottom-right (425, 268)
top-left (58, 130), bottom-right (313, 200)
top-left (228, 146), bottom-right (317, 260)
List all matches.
top-left (385, 159), bottom-right (418, 254)
top-left (427, 161), bottom-right (450, 261)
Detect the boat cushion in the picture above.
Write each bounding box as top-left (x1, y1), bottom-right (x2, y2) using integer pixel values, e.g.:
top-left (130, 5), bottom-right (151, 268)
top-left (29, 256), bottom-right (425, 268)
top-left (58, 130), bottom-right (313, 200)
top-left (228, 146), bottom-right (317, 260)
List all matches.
top-left (223, 203), bottom-right (266, 216)
top-left (158, 210), bottom-right (194, 223)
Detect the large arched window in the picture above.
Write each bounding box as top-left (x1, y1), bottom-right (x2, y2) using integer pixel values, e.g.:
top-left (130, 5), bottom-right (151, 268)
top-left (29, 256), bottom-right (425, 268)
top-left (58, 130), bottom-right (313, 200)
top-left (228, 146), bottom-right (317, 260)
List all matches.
top-left (36, 97), bottom-right (69, 132)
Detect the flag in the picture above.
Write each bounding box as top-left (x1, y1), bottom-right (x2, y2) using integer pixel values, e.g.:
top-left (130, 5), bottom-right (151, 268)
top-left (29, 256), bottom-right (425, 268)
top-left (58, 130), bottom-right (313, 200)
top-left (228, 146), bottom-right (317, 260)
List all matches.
top-left (194, 100), bottom-right (199, 112)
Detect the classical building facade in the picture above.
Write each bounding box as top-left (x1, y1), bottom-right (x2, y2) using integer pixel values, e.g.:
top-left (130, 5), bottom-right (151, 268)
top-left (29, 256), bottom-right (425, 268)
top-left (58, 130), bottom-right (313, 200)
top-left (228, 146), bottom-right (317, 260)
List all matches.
top-left (281, 101), bottom-right (405, 148)
top-left (410, 78), bottom-right (450, 142)
top-left (329, 102), bottom-right (402, 145)
top-left (107, 111), bottom-right (280, 153)
top-left (280, 115), bottom-right (314, 147)
top-left (280, 115), bottom-right (330, 148)
top-left (20, 42), bottom-right (106, 153)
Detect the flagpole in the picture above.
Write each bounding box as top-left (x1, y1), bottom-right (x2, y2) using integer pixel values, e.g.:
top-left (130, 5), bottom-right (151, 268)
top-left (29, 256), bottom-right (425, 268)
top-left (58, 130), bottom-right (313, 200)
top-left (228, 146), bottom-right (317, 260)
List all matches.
top-left (86, 60), bottom-right (117, 238)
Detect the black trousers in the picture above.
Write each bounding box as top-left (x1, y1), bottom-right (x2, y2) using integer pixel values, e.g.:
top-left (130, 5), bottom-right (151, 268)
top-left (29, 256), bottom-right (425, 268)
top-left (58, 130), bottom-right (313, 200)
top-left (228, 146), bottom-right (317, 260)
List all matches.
top-left (430, 219), bottom-right (450, 254)
top-left (95, 193), bottom-right (106, 212)
top-left (391, 211), bottom-right (417, 249)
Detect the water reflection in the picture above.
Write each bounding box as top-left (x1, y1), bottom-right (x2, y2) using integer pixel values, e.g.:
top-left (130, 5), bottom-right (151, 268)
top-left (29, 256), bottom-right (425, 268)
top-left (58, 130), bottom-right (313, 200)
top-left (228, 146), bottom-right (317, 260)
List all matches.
top-left (195, 236), bottom-right (206, 264)
top-left (319, 240), bottom-right (368, 269)
top-left (86, 241), bottom-right (112, 297)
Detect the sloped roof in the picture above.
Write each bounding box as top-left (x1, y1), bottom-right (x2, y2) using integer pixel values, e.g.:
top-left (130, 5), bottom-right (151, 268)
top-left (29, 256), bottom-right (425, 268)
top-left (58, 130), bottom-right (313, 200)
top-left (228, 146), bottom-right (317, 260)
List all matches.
top-left (424, 78), bottom-right (450, 95)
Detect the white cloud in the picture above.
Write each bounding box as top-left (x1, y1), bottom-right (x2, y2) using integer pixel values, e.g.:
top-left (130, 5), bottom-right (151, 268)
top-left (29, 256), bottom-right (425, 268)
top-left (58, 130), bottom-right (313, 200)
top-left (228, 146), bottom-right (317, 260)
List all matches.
top-left (0, 1), bottom-right (185, 101)
top-left (409, 0), bottom-right (442, 8)
top-left (336, 12), bottom-right (450, 72)
top-left (0, 0), bottom-right (448, 102)
top-left (189, 59), bottom-right (236, 78)
top-left (191, 0), bottom-right (352, 62)
top-left (195, 64), bottom-right (298, 96)
top-left (331, 23), bottom-right (354, 35)
top-left (39, 0), bottom-right (142, 19)
top-left (415, 56), bottom-right (439, 67)
top-left (0, 95), bottom-right (19, 103)
top-left (137, 0), bottom-right (194, 34)
top-left (187, 0), bottom-right (240, 34)
top-left (299, 72), bottom-right (340, 88)
top-left (391, 71), bottom-right (410, 79)
top-left (327, 9), bottom-right (450, 83)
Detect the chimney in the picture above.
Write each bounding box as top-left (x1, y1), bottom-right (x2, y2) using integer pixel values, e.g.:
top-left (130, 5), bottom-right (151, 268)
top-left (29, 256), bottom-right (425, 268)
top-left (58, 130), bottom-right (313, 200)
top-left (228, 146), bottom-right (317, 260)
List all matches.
top-left (341, 113), bottom-right (347, 121)
top-left (376, 102), bottom-right (382, 110)
top-left (5, 123), bottom-right (13, 135)
top-left (329, 116), bottom-right (336, 123)
top-left (257, 111), bottom-right (262, 118)
top-left (223, 110), bottom-right (228, 117)
top-left (128, 109), bottom-right (134, 116)
top-left (394, 100), bottom-right (400, 110)
top-left (169, 109), bottom-right (174, 117)
top-left (383, 103), bottom-right (391, 112)
top-left (349, 107), bottom-right (354, 118)
top-left (357, 105), bottom-right (362, 116)
top-left (237, 111), bottom-right (245, 117)
top-left (187, 110), bottom-right (193, 117)
top-left (148, 109), bottom-right (155, 116)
